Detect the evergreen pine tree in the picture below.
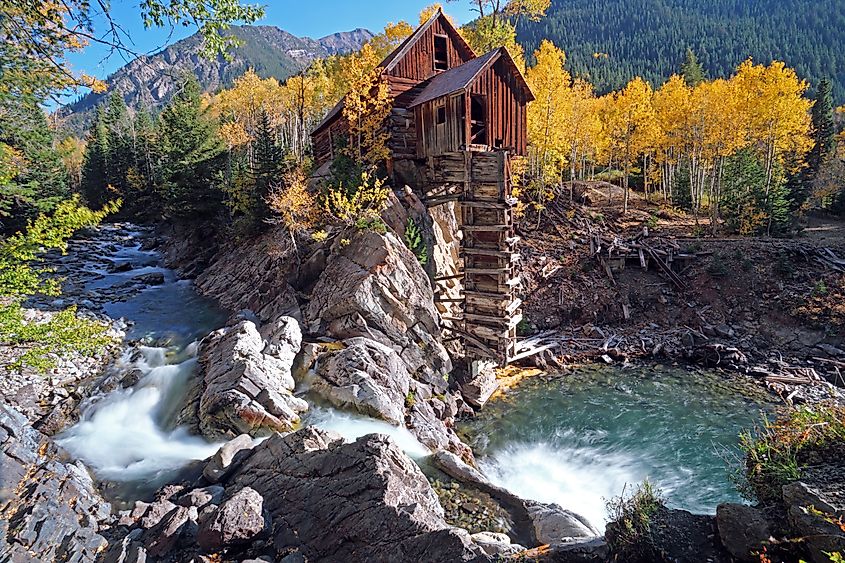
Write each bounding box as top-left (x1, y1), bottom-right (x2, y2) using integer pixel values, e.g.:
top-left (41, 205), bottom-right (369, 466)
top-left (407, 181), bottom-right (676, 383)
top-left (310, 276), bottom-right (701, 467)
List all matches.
top-left (808, 78), bottom-right (836, 173)
top-left (81, 105), bottom-right (111, 209)
top-left (252, 109), bottom-right (282, 225)
top-left (680, 48), bottom-right (706, 87)
top-left (158, 75), bottom-right (226, 219)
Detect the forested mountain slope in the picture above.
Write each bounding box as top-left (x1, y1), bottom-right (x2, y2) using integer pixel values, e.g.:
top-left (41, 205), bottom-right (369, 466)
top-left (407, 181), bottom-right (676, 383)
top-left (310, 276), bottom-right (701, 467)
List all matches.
top-left (59, 25), bottom-right (372, 133)
top-left (516, 0), bottom-right (845, 100)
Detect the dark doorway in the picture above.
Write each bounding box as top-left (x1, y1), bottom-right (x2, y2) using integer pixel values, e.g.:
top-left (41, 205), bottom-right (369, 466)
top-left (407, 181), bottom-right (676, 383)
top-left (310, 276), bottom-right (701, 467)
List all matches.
top-left (434, 35), bottom-right (449, 71)
top-left (470, 94), bottom-right (487, 145)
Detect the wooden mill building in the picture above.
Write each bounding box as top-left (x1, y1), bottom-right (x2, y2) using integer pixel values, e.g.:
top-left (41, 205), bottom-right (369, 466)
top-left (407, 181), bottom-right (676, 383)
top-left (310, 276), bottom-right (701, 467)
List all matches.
top-left (311, 9), bottom-right (534, 366)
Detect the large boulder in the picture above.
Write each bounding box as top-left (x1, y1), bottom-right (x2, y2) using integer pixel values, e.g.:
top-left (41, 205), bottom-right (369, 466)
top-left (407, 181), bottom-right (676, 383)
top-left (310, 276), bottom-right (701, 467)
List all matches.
top-left (0, 404), bottom-right (111, 562)
top-left (226, 428), bottom-right (491, 562)
top-left (190, 319), bottom-right (308, 439)
top-left (527, 502), bottom-right (601, 544)
top-left (783, 467), bottom-right (845, 563)
top-left (196, 486), bottom-right (267, 551)
top-left (311, 337), bottom-right (411, 426)
top-left (716, 503), bottom-right (772, 562)
top-left (306, 230), bottom-right (451, 389)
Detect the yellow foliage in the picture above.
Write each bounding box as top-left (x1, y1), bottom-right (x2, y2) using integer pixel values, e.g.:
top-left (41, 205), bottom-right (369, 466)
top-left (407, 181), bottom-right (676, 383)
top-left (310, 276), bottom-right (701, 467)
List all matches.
top-left (322, 170), bottom-right (390, 225)
top-left (341, 44), bottom-right (393, 167)
top-left (266, 167), bottom-right (320, 232)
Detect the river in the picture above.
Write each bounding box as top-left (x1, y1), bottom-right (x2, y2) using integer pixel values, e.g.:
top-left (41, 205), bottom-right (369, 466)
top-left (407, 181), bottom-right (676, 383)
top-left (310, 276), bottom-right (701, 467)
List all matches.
top-left (458, 365), bottom-right (773, 527)
top-left (55, 225), bottom-right (770, 529)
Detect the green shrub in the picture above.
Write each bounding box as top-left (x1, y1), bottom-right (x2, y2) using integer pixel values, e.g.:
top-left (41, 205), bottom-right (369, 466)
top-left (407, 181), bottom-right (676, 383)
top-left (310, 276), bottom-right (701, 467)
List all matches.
top-left (739, 406), bottom-right (845, 504)
top-left (606, 480), bottom-right (665, 560)
top-left (404, 217), bottom-right (428, 266)
top-left (0, 303), bottom-right (113, 371)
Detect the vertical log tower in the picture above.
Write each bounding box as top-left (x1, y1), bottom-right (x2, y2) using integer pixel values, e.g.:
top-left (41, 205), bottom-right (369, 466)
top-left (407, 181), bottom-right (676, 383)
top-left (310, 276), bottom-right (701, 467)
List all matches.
top-left (428, 150), bottom-right (522, 365)
top-left (459, 150), bottom-right (522, 365)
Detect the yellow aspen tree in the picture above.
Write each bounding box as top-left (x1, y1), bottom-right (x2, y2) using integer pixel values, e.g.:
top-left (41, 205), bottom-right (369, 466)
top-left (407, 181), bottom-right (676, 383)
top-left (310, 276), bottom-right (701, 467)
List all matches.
top-left (606, 77), bottom-right (659, 213)
top-left (653, 74), bottom-right (691, 202)
top-left (342, 44), bottom-right (392, 168)
top-left (525, 40), bottom-right (570, 220)
top-left (733, 60), bottom-right (812, 221)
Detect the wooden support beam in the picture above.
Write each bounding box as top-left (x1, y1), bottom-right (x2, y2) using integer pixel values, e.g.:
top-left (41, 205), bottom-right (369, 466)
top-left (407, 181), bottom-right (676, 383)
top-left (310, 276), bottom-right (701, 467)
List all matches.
top-left (461, 224), bottom-right (512, 232)
top-left (434, 273), bottom-right (464, 282)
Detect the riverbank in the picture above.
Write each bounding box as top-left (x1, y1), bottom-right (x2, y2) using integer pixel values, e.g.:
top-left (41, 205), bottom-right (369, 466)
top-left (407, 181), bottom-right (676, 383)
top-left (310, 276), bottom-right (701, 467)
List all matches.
top-left (2, 209), bottom-right (843, 562)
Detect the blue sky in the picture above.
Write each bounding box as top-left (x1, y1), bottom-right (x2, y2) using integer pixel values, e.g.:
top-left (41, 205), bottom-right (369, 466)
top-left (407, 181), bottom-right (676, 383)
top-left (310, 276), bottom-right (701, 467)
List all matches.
top-left (66, 1), bottom-right (477, 82)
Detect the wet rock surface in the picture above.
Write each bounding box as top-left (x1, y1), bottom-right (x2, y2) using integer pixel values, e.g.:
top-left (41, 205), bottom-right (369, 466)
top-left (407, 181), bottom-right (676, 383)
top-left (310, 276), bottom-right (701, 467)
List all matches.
top-left (110, 428), bottom-right (496, 562)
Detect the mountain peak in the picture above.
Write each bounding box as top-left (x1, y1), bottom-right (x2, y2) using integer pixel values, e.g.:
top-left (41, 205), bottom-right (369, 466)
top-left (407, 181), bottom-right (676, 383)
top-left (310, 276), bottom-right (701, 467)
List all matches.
top-left (59, 25), bottom-right (374, 134)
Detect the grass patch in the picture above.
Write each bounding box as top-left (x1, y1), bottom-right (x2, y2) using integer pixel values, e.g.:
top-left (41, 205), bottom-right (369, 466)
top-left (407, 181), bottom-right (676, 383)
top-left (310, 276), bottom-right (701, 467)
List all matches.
top-left (606, 480), bottom-right (665, 560)
top-left (739, 405), bottom-right (845, 505)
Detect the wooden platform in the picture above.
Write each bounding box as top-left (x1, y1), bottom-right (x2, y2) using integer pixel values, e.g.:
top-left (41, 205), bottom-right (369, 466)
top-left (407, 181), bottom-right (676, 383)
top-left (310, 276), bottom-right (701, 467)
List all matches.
top-left (428, 150), bottom-right (522, 365)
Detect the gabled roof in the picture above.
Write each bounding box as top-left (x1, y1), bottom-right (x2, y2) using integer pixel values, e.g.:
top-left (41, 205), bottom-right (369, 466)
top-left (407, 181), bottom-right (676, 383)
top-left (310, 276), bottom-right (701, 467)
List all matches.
top-left (379, 8), bottom-right (475, 72)
top-left (313, 9), bottom-right (476, 135)
top-left (408, 47), bottom-right (535, 108)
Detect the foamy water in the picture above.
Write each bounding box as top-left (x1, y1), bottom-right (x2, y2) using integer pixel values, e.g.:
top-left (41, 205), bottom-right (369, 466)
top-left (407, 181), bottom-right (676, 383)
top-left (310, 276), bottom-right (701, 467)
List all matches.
top-left (306, 405), bottom-right (431, 458)
top-left (460, 366), bottom-right (772, 531)
top-left (57, 346), bottom-right (222, 483)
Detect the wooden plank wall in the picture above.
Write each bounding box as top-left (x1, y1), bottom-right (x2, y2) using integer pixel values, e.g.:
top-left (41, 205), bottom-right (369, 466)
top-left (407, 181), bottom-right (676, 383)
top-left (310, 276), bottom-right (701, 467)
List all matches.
top-left (387, 18), bottom-right (474, 81)
top-left (467, 59), bottom-right (528, 156)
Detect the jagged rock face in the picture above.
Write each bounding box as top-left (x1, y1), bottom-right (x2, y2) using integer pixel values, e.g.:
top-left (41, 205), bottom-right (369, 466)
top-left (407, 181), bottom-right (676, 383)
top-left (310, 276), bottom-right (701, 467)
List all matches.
top-left (0, 404), bottom-right (111, 562)
top-left (194, 228), bottom-right (302, 323)
top-left (113, 428), bottom-right (492, 562)
top-left (186, 319), bottom-right (308, 439)
top-left (782, 467), bottom-right (845, 563)
top-left (306, 230), bottom-right (451, 390)
top-left (312, 337), bottom-right (411, 425)
top-left (227, 428), bottom-right (490, 562)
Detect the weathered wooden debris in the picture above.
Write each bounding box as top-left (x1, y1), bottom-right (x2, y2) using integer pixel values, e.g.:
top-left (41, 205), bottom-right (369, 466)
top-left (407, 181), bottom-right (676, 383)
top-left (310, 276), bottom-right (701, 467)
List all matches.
top-left (589, 229), bottom-right (694, 290)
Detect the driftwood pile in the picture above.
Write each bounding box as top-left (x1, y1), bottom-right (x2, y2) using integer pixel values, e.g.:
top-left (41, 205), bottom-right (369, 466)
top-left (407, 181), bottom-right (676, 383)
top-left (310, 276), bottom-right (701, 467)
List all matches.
top-left (589, 228), bottom-right (696, 290)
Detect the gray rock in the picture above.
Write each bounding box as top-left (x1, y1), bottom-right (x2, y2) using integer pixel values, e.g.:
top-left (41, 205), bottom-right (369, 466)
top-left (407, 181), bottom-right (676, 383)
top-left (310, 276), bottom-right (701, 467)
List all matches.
top-left (176, 485), bottom-right (226, 508)
top-left (471, 531), bottom-right (524, 556)
top-left (716, 503), bottom-right (772, 562)
top-left (527, 502), bottom-right (600, 544)
top-left (312, 337), bottom-right (411, 426)
top-left (197, 487), bottom-right (266, 551)
top-left (460, 360), bottom-right (499, 409)
top-left (225, 428), bottom-right (491, 562)
top-left (143, 506), bottom-right (196, 558)
top-left (783, 474), bottom-right (845, 563)
top-left (139, 499), bottom-right (177, 529)
top-left (134, 272), bottom-right (165, 285)
top-left (546, 537), bottom-right (609, 562)
top-left (0, 404), bottom-right (110, 562)
top-left (193, 320), bottom-right (308, 438)
top-left (306, 229), bottom-right (451, 389)
top-left (203, 434), bottom-right (254, 483)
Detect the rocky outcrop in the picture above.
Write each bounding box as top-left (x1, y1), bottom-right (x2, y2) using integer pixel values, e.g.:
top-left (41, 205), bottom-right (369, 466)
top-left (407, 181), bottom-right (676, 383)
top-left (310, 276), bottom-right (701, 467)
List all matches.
top-left (184, 319), bottom-right (308, 439)
top-left (715, 503), bottom-right (772, 562)
top-left (782, 467), bottom-right (845, 563)
top-left (193, 227), bottom-right (303, 322)
top-left (112, 428), bottom-right (495, 562)
top-left (0, 403), bottom-right (112, 562)
top-left (312, 337), bottom-right (411, 425)
top-left (310, 337), bottom-right (473, 460)
top-left (306, 229), bottom-right (451, 389)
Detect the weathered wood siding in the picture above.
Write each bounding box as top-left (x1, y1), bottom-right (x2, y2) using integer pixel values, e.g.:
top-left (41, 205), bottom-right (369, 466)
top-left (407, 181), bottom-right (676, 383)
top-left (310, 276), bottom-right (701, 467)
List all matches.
top-left (414, 58), bottom-right (529, 158)
top-left (414, 94), bottom-right (466, 158)
top-left (467, 58), bottom-right (528, 156)
top-left (312, 118), bottom-right (347, 170)
top-left (386, 18), bottom-right (474, 83)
